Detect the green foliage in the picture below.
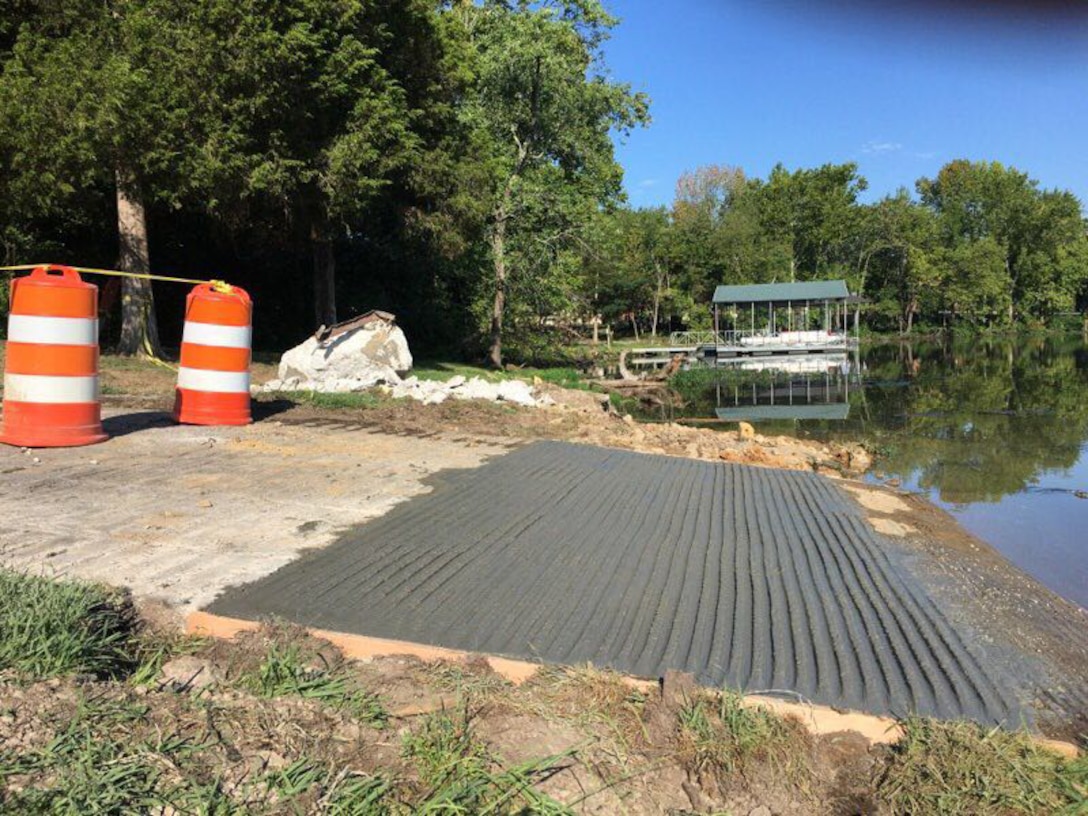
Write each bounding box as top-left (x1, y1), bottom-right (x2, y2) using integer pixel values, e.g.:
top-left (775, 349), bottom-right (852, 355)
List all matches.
top-left (876, 717), bottom-right (1083, 815)
top-left (452, 0), bottom-right (650, 364)
top-left (0, 696), bottom-right (236, 814)
top-left (677, 690), bottom-right (808, 779)
top-left (0, 569), bottom-right (137, 680)
top-left (587, 158), bottom-right (1087, 339)
top-left (401, 706), bottom-right (574, 814)
top-left (269, 390), bottom-right (388, 411)
top-left (242, 641), bottom-right (388, 727)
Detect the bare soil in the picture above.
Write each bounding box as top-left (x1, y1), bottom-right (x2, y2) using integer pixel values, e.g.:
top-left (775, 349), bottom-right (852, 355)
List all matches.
top-left (0, 620), bottom-right (883, 815)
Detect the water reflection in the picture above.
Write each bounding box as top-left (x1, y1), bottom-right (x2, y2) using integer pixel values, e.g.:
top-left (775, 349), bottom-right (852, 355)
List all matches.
top-left (712, 356), bottom-right (857, 422)
top-left (855, 336), bottom-right (1088, 506)
top-left (678, 335), bottom-right (1088, 505)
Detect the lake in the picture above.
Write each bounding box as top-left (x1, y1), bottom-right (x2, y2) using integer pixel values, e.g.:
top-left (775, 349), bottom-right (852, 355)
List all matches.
top-left (663, 335), bottom-right (1088, 610)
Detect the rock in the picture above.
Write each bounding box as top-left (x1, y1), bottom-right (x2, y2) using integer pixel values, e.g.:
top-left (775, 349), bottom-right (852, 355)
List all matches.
top-left (749, 807), bottom-right (772, 816)
top-left (682, 780), bottom-right (718, 812)
top-left (422, 390), bottom-right (449, 405)
top-left (447, 375), bottom-right (466, 388)
top-left (453, 377), bottom-right (502, 402)
top-left (496, 379), bottom-right (536, 407)
top-left (661, 669), bottom-right (696, 709)
top-left (738, 421), bottom-right (756, 440)
top-left (275, 319), bottom-right (412, 392)
top-left (159, 656), bottom-right (221, 691)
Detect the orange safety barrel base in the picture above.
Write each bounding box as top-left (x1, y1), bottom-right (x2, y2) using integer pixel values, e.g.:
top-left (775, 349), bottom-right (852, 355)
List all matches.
top-left (0, 265), bottom-right (106, 448)
top-left (0, 402), bottom-right (107, 447)
top-left (173, 390), bottom-right (251, 426)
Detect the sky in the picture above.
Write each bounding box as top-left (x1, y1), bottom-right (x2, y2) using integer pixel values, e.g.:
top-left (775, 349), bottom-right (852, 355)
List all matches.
top-left (601, 0), bottom-right (1088, 208)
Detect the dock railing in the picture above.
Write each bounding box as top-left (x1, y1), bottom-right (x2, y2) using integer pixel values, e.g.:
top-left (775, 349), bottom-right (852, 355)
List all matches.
top-left (668, 329), bottom-right (852, 348)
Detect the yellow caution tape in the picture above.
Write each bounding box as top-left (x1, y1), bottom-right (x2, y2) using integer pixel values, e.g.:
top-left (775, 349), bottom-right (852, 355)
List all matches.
top-left (0, 263), bottom-right (232, 290)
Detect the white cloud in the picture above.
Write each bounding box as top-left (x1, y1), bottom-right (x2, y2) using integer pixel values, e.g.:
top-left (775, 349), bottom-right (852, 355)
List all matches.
top-left (862, 140), bottom-right (903, 155)
top-left (637, 178), bottom-right (658, 188)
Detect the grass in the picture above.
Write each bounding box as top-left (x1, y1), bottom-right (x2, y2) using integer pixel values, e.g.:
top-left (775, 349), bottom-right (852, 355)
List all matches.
top-left (412, 360), bottom-right (595, 392)
top-left (677, 689), bottom-right (810, 780)
top-left (0, 695), bottom-right (235, 814)
top-left (875, 716), bottom-right (1087, 815)
top-left (241, 641), bottom-right (389, 727)
top-left (0, 569), bottom-right (138, 680)
top-left (401, 706), bottom-right (575, 814)
top-left (268, 389), bottom-right (388, 410)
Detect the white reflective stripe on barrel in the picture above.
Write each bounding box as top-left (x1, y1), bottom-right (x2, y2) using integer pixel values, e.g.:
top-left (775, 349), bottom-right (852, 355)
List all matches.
top-left (7, 315), bottom-right (98, 346)
top-left (3, 373), bottom-right (99, 403)
top-left (176, 367), bottom-right (251, 394)
top-left (181, 321), bottom-right (252, 349)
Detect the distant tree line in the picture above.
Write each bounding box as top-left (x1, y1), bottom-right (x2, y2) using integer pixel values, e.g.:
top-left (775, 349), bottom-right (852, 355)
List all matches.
top-left (2, 2), bottom-right (1085, 366)
top-left (583, 160), bottom-right (1088, 338)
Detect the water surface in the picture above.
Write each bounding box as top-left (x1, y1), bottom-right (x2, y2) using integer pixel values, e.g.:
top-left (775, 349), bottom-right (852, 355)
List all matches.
top-left (662, 336), bottom-right (1088, 609)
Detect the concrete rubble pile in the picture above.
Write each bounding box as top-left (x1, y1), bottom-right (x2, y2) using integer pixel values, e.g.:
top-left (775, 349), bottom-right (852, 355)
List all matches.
top-left (259, 312), bottom-right (555, 408)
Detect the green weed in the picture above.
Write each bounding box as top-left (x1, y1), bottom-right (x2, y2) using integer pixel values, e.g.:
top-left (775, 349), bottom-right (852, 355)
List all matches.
top-left (677, 689), bottom-right (808, 779)
top-left (876, 717), bottom-right (1084, 815)
top-left (402, 706), bottom-right (575, 814)
top-left (0, 569), bottom-right (137, 680)
top-left (269, 390), bottom-right (387, 410)
top-left (0, 695), bottom-right (234, 814)
top-left (242, 642), bottom-right (388, 727)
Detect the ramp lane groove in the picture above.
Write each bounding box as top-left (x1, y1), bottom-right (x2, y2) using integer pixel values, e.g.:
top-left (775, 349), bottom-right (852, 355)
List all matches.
top-left (207, 441), bottom-right (1021, 722)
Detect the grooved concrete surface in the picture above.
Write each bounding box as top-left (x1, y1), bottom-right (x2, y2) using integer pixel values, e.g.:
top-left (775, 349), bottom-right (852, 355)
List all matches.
top-left (209, 441), bottom-right (1021, 723)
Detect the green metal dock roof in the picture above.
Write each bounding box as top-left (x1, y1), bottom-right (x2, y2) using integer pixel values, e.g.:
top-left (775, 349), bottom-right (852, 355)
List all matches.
top-left (713, 279), bottom-right (850, 304)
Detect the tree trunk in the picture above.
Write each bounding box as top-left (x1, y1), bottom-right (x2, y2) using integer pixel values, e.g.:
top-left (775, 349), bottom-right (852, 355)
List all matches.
top-left (630, 313), bottom-right (640, 342)
top-left (651, 260), bottom-right (662, 338)
top-left (311, 224), bottom-right (337, 329)
top-left (487, 215), bottom-right (507, 369)
top-left (116, 171), bottom-right (163, 358)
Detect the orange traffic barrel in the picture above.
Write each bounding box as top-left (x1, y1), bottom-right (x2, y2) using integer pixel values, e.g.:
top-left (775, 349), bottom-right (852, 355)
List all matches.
top-left (0, 265), bottom-right (107, 447)
top-left (173, 282), bottom-right (252, 425)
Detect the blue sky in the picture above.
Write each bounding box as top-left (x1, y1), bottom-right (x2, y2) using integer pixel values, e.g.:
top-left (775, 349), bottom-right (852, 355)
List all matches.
top-left (602, 1), bottom-right (1088, 208)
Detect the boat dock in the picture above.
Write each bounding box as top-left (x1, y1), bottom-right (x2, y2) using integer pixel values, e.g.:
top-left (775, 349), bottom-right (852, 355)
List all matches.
top-left (629, 330), bottom-right (857, 369)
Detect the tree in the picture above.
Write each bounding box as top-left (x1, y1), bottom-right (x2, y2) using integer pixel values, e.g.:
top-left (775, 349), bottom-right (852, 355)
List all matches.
top-left (917, 160), bottom-right (1088, 324)
top-left (0, 0), bottom-right (442, 347)
top-left (858, 191), bottom-right (940, 333)
top-left (752, 163), bottom-right (867, 283)
top-left (172, 0), bottom-right (434, 330)
top-left (449, 0), bottom-right (648, 368)
top-left (0, 0), bottom-right (182, 355)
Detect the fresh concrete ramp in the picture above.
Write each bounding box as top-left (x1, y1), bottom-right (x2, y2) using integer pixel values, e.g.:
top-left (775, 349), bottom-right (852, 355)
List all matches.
top-left (208, 441), bottom-right (1020, 723)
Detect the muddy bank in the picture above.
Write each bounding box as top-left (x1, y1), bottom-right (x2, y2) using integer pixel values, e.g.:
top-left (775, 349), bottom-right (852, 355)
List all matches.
top-left (257, 382), bottom-right (872, 476)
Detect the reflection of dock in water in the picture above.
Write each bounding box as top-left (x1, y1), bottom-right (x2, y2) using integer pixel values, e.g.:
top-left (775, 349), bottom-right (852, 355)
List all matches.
top-left (714, 355), bottom-right (857, 422)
